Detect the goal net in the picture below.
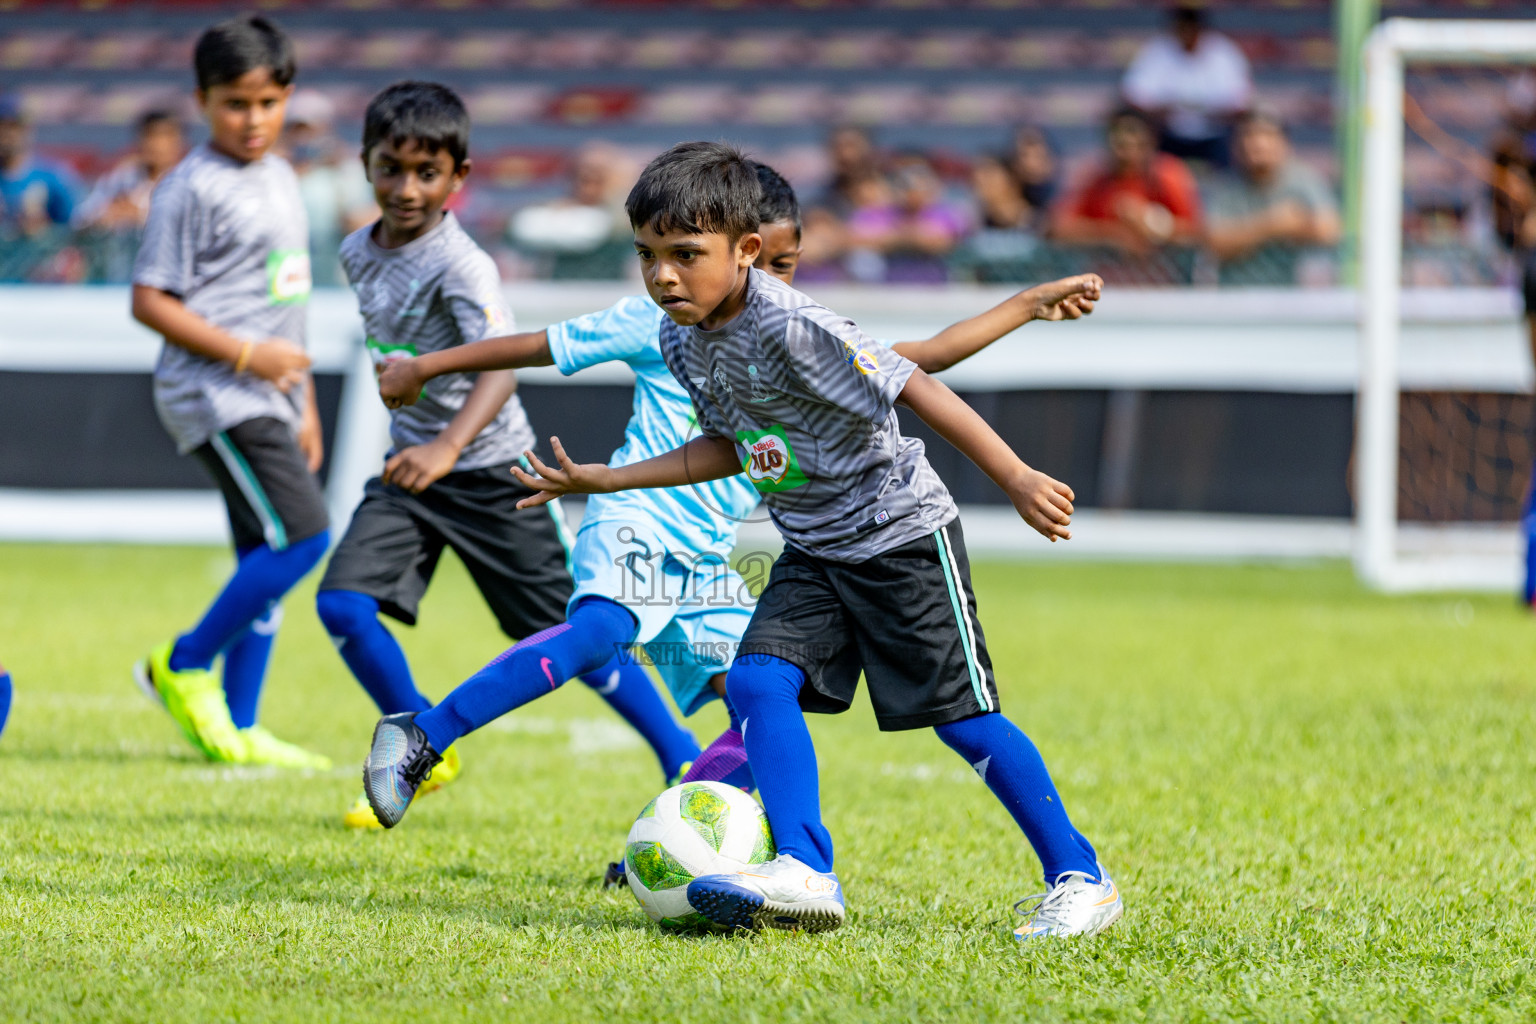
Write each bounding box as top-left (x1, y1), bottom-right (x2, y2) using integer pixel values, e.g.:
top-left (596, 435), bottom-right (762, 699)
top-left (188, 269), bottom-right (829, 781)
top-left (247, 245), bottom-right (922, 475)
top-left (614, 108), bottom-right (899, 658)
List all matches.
top-left (1358, 18), bottom-right (1536, 591)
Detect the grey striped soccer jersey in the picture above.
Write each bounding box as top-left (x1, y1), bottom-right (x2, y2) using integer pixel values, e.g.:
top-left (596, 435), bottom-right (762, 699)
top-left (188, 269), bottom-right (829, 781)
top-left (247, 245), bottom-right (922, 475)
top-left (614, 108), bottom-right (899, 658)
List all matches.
top-left (133, 144), bottom-right (311, 453)
top-left (339, 212), bottom-right (534, 471)
top-left (658, 268), bottom-right (957, 563)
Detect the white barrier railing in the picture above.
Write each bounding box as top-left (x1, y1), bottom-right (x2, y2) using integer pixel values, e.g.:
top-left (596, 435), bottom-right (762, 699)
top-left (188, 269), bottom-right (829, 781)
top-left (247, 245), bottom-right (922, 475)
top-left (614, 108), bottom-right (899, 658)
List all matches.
top-left (1, 283), bottom-right (1528, 569)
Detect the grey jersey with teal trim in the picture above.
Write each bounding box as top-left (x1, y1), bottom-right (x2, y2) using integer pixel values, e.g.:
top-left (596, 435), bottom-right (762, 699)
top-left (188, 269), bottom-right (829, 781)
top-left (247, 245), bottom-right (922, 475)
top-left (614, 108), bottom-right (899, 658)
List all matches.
top-left (339, 212), bottom-right (535, 471)
top-left (133, 144), bottom-right (312, 453)
top-left (657, 268), bottom-right (956, 563)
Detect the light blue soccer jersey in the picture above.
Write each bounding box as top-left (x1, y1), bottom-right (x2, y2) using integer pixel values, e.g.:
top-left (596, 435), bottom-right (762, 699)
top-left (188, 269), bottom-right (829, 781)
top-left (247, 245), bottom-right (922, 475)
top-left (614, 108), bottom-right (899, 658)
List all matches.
top-left (546, 295), bottom-right (763, 556)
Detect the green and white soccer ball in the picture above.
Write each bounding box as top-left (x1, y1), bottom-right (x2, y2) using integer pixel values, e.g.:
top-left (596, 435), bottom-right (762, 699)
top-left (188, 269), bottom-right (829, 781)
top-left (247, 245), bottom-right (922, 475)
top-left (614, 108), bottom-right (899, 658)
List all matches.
top-left (625, 780), bottom-right (775, 930)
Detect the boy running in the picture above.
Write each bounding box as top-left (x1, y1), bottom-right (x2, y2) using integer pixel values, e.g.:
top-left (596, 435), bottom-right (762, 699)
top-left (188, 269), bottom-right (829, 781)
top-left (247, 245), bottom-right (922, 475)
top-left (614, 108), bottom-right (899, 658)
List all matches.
top-left (131, 16), bottom-right (330, 769)
top-left (316, 82), bottom-right (700, 828)
top-left (366, 154), bottom-right (1106, 924)
top-left (373, 162), bottom-right (1098, 781)
top-left (493, 142), bottom-right (1121, 940)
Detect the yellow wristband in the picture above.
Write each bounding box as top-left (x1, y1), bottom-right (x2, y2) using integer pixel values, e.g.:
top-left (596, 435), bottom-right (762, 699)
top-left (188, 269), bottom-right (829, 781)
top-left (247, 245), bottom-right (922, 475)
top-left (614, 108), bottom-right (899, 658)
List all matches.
top-left (233, 341), bottom-right (254, 375)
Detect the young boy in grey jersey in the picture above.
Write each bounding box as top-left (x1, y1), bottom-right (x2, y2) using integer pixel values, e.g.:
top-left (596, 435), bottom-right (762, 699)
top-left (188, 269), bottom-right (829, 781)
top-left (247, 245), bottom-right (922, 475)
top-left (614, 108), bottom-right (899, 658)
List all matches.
top-left (315, 82), bottom-right (699, 829)
top-left (131, 15), bottom-right (331, 770)
top-left (511, 142), bottom-right (1123, 940)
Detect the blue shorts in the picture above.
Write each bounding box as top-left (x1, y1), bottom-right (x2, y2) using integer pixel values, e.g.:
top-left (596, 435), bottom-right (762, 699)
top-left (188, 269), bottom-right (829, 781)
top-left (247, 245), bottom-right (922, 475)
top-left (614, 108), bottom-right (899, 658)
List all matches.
top-left (569, 516), bottom-right (755, 717)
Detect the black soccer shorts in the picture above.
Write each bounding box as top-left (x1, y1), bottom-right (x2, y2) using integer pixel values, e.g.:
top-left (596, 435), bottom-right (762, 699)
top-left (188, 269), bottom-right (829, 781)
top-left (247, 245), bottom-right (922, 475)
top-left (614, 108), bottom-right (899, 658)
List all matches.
top-left (318, 462), bottom-right (573, 639)
top-left (191, 416), bottom-right (329, 553)
top-left (736, 516), bottom-right (999, 731)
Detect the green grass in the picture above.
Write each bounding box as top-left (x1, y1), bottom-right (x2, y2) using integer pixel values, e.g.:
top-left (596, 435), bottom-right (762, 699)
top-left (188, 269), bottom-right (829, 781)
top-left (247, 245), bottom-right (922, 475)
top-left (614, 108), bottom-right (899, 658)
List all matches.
top-left (2, 543), bottom-right (1535, 1022)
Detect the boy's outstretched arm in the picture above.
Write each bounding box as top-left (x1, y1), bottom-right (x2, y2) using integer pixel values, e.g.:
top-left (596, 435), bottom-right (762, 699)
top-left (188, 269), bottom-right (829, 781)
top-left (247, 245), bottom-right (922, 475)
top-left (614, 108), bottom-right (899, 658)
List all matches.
top-left (509, 435), bottom-right (742, 509)
top-left (896, 369), bottom-right (1074, 542)
top-left (379, 329), bottom-right (553, 409)
top-left (131, 284), bottom-right (311, 392)
top-left (890, 274), bottom-right (1102, 374)
top-left (382, 370), bottom-right (518, 493)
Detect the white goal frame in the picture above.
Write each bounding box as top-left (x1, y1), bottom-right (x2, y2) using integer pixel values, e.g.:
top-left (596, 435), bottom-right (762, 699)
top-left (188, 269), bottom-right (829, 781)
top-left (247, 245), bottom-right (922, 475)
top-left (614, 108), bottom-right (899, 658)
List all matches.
top-left (1358, 18), bottom-right (1536, 592)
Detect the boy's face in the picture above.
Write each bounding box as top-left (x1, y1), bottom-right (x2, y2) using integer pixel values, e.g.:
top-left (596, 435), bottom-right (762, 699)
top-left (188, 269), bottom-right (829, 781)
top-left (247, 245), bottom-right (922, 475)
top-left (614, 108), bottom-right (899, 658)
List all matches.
top-left (753, 219), bottom-right (801, 285)
top-left (633, 222), bottom-right (761, 327)
top-left (364, 136), bottom-right (467, 238)
top-left (198, 68), bottom-right (291, 163)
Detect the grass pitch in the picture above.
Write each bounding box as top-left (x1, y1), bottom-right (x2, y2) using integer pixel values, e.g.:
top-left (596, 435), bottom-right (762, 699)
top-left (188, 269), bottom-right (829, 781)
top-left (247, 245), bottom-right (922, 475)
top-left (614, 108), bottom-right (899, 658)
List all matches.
top-left (2, 543), bottom-right (1534, 1022)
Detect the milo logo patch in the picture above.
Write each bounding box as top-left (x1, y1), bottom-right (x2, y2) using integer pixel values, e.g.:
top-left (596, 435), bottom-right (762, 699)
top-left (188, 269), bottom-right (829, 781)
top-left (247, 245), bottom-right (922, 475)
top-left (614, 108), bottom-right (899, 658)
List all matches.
top-left (737, 425), bottom-right (808, 493)
top-left (365, 336), bottom-right (418, 371)
top-left (267, 249), bottom-right (312, 305)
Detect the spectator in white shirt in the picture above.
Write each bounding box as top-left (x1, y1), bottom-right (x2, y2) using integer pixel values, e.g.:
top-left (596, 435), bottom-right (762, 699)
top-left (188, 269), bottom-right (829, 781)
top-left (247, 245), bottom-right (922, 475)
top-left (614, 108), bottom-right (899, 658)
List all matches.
top-left (507, 141), bottom-right (637, 279)
top-left (72, 110), bottom-right (184, 233)
top-left (1122, 3), bottom-right (1251, 169)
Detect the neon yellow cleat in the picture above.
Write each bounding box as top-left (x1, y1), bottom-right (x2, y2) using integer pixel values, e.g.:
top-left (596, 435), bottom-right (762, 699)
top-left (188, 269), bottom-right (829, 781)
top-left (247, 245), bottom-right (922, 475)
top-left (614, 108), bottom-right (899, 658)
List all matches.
top-left (343, 792), bottom-right (386, 830)
top-left (238, 724), bottom-right (332, 770)
top-left (132, 641), bottom-right (244, 762)
top-left (415, 742), bottom-right (460, 796)
top-left (344, 743), bottom-right (460, 829)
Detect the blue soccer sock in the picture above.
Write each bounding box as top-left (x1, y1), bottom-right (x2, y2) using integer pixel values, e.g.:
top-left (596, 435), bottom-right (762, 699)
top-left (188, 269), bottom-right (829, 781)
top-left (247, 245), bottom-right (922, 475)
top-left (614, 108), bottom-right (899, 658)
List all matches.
top-left (415, 597), bottom-right (637, 753)
top-left (169, 531), bottom-right (329, 673)
top-left (0, 667), bottom-right (11, 739)
top-left (316, 589), bottom-right (431, 716)
top-left (934, 713), bottom-right (1099, 884)
top-left (578, 657), bottom-right (700, 781)
top-left (725, 654), bottom-right (834, 872)
top-left (221, 605), bottom-right (281, 729)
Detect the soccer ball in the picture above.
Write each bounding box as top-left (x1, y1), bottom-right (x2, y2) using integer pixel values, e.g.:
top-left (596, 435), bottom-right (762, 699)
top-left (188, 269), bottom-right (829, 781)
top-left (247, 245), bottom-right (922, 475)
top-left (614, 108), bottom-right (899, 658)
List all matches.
top-left (625, 780), bottom-right (775, 930)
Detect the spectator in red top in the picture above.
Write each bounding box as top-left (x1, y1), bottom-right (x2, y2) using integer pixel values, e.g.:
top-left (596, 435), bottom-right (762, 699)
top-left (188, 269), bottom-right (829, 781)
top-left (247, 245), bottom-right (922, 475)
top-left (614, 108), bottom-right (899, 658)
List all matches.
top-left (1053, 106), bottom-right (1201, 257)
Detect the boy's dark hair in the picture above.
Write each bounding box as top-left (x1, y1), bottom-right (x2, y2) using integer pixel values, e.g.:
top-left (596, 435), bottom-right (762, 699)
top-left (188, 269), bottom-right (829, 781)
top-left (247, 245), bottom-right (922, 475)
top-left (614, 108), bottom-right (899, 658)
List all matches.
top-left (626, 141), bottom-right (762, 241)
top-left (136, 109), bottom-right (180, 135)
top-left (194, 15), bottom-right (295, 92)
top-left (750, 160), bottom-right (801, 235)
top-left (362, 81), bottom-right (471, 170)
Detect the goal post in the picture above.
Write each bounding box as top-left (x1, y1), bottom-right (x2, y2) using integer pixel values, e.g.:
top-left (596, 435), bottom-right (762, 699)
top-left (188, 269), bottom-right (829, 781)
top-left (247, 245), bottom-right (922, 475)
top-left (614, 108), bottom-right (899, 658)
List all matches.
top-left (1357, 17), bottom-right (1536, 592)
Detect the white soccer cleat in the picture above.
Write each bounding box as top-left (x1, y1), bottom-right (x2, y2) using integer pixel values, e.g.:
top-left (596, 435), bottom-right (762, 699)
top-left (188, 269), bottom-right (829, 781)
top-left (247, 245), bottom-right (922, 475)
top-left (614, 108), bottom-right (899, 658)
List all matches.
top-left (1013, 862), bottom-right (1123, 942)
top-left (687, 854), bottom-right (845, 933)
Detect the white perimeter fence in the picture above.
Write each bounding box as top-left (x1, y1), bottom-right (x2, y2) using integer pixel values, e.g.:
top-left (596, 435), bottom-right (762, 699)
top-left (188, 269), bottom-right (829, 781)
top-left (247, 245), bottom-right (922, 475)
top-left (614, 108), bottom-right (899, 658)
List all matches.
top-left (0, 283), bottom-right (1527, 571)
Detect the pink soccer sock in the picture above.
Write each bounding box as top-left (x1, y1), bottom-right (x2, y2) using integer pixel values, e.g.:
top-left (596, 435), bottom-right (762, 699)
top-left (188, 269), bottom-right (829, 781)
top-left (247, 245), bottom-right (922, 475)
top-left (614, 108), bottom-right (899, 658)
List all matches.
top-left (680, 727), bottom-right (755, 792)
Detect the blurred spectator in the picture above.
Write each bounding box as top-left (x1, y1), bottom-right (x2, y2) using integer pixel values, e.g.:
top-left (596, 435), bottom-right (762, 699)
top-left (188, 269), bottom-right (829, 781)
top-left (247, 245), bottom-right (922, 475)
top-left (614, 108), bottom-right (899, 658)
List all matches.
top-left (71, 109), bottom-right (186, 282)
top-left (974, 153), bottom-right (1032, 232)
top-left (507, 141), bottom-right (635, 280)
top-left (1009, 125), bottom-right (1059, 214)
top-left (283, 90), bottom-right (375, 287)
top-left (818, 125), bottom-right (880, 218)
top-left (72, 110), bottom-right (184, 232)
top-left (842, 153), bottom-right (969, 283)
top-left (1123, 3), bottom-right (1251, 169)
top-left (1204, 110), bottom-right (1339, 286)
top-left (950, 128), bottom-right (1060, 283)
top-left (0, 95), bottom-right (76, 237)
top-left (1490, 96), bottom-right (1536, 329)
top-left (1053, 107), bottom-right (1202, 260)
top-left (973, 127), bottom-right (1059, 234)
top-left (1492, 80), bottom-right (1536, 256)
